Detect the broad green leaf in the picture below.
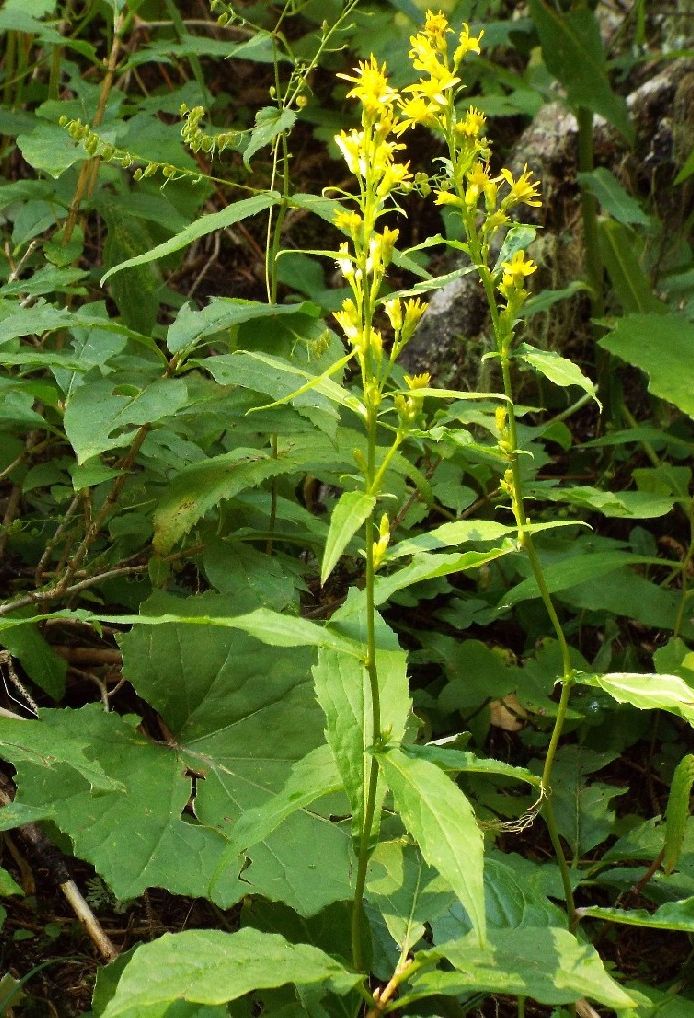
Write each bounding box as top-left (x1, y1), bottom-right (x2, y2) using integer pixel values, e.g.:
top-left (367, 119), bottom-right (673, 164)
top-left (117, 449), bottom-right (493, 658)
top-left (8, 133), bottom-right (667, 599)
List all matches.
top-left (229, 744), bottom-right (343, 852)
top-left (16, 124), bottom-right (87, 178)
top-left (0, 802), bottom-right (55, 831)
top-left (574, 670), bottom-right (694, 727)
top-left (321, 491), bottom-right (374, 585)
top-left (366, 839), bottom-right (453, 955)
top-left (578, 168), bottom-right (651, 226)
top-left (243, 106), bottom-right (296, 168)
top-left (389, 519), bottom-right (581, 558)
top-left (499, 551), bottom-right (660, 608)
top-left (527, 482), bottom-right (675, 519)
top-left (4, 595), bottom-right (353, 912)
top-left (493, 224), bottom-right (536, 273)
top-left (0, 867), bottom-right (22, 897)
top-left (101, 929), bottom-right (362, 1017)
top-left (516, 343), bottom-right (598, 402)
top-left (167, 299), bottom-right (318, 355)
top-left (599, 313), bottom-right (694, 419)
top-left (376, 746), bottom-right (486, 945)
top-left (664, 755), bottom-right (694, 873)
top-left (0, 617), bottom-right (66, 700)
top-left (64, 377), bottom-right (188, 464)
top-left (579, 898), bottom-right (694, 933)
top-left (100, 193), bottom-right (279, 283)
top-left (598, 219), bottom-right (666, 314)
top-left (528, 0), bottom-right (633, 140)
top-left (313, 593), bottom-right (411, 840)
top-left (550, 746), bottom-right (624, 857)
top-left (411, 927), bottom-right (635, 1008)
top-left (0, 712), bottom-right (123, 792)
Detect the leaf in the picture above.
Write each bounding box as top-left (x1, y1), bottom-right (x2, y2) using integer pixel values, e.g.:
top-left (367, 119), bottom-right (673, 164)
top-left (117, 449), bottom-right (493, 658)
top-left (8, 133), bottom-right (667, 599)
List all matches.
top-left (598, 219), bottom-right (666, 314)
top-left (376, 746), bottom-right (486, 945)
top-left (550, 746), bottom-right (625, 857)
top-left (167, 299), bottom-right (318, 356)
top-left (0, 867), bottom-right (22, 897)
top-left (16, 124), bottom-right (87, 178)
top-left (375, 545), bottom-right (514, 605)
top-left (0, 617), bottom-right (66, 700)
top-left (579, 898), bottom-right (694, 933)
top-left (574, 670), bottom-right (694, 727)
top-left (516, 343), bottom-right (598, 402)
top-left (321, 491), bottom-right (375, 585)
top-left (664, 755), bottom-right (694, 873)
top-left (493, 224), bottom-right (536, 273)
top-left (499, 550), bottom-right (659, 609)
top-left (366, 839), bottom-right (453, 956)
top-left (64, 377), bottom-right (189, 464)
top-left (598, 313), bottom-right (694, 419)
top-left (411, 927), bottom-right (635, 1008)
top-left (527, 482), bottom-right (675, 519)
top-left (578, 168), bottom-right (651, 226)
top-left (230, 744), bottom-right (343, 853)
top-left (401, 744), bottom-right (541, 788)
top-left (4, 595), bottom-right (353, 912)
top-left (100, 193), bottom-right (279, 283)
top-left (0, 713), bottom-right (123, 792)
top-left (312, 593), bottom-right (411, 841)
top-left (243, 106), bottom-right (296, 169)
top-left (528, 0), bottom-right (633, 140)
top-left (101, 929), bottom-right (362, 1017)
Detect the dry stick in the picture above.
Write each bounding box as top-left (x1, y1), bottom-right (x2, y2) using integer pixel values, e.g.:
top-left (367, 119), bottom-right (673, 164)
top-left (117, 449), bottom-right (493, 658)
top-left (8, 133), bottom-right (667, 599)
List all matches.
top-left (35, 493), bottom-right (81, 583)
top-left (0, 780), bottom-right (118, 961)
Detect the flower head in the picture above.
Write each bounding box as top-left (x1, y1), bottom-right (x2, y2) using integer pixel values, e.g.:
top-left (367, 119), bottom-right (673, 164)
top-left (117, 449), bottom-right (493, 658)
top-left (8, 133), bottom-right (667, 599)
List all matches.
top-left (500, 165), bottom-right (542, 208)
top-left (499, 250), bottom-right (537, 295)
top-left (454, 24), bottom-right (484, 64)
top-left (337, 56), bottom-right (399, 114)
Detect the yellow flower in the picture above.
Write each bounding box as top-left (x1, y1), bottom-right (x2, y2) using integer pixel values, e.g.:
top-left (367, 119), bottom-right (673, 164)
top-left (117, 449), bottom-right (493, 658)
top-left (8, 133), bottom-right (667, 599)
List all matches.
top-left (454, 24), bottom-right (484, 64)
top-left (334, 129), bottom-right (363, 176)
top-left (334, 209), bottom-right (363, 239)
top-left (499, 165), bottom-right (542, 208)
top-left (337, 55), bottom-right (399, 113)
top-left (422, 10), bottom-right (451, 45)
top-left (402, 298), bottom-right (428, 339)
top-left (500, 250), bottom-right (537, 290)
top-left (334, 297), bottom-right (361, 344)
top-left (384, 297), bottom-right (402, 331)
top-left (404, 371), bottom-right (431, 389)
top-left (456, 106), bottom-right (486, 139)
top-left (395, 95), bottom-right (441, 134)
top-left (433, 188), bottom-right (464, 208)
top-left (404, 69), bottom-right (459, 107)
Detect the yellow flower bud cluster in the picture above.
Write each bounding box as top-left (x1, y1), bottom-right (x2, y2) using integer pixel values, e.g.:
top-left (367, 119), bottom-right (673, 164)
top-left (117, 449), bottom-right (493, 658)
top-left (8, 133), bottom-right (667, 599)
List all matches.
top-left (372, 513), bottom-right (391, 570)
top-left (394, 371), bottom-right (431, 427)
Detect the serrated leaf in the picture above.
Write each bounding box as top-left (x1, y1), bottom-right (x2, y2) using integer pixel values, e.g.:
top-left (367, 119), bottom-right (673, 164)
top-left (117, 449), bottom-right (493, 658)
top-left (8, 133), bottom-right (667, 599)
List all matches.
top-left (578, 168), bottom-right (651, 226)
top-left (376, 746), bottom-right (486, 945)
top-left (528, 0), bottom-right (633, 140)
top-left (313, 593), bottom-right (411, 841)
top-left (16, 124), bottom-right (87, 178)
top-left (574, 670), bottom-right (694, 727)
top-left (321, 491), bottom-right (375, 585)
top-left (0, 712), bottom-right (124, 792)
top-left (411, 927), bottom-right (635, 1008)
top-left (516, 343), bottom-right (598, 402)
top-left (599, 313), bottom-right (694, 419)
top-left (579, 898), bottom-right (694, 933)
top-left (168, 299), bottom-right (318, 355)
top-left (598, 219), bottom-right (666, 314)
top-left (375, 545), bottom-right (513, 605)
top-left (101, 929), bottom-right (362, 1017)
top-left (64, 377), bottom-right (189, 464)
top-left (100, 193), bottom-right (279, 283)
top-left (243, 107), bottom-right (296, 169)
top-left (401, 744), bottom-right (541, 788)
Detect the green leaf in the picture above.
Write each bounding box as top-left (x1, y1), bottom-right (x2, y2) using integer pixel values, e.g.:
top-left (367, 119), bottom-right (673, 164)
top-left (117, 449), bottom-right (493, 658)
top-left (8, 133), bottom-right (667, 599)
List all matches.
top-left (550, 746), bottom-right (624, 857)
top-left (527, 482), bottom-right (675, 519)
top-left (528, 0), bottom-right (633, 140)
top-left (574, 670), bottom-right (694, 727)
top-left (243, 107), bottom-right (296, 169)
top-left (493, 224), bottom-right (536, 273)
top-left (313, 593), bottom-right (411, 840)
top-left (100, 193), bottom-right (279, 283)
top-left (0, 616), bottom-right (66, 700)
top-left (0, 713), bottom-right (124, 792)
top-left (499, 551), bottom-right (659, 608)
top-left (16, 124), bottom-right (87, 178)
top-left (167, 299), bottom-right (318, 356)
top-left (64, 377), bottom-right (188, 464)
top-left (598, 313), bottom-right (694, 419)
top-left (321, 491), bottom-right (375, 585)
top-left (516, 343), bottom-right (598, 401)
top-left (578, 168), bottom-right (651, 226)
top-left (376, 545), bottom-right (514, 605)
top-left (401, 744), bottom-right (541, 788)
top-left (597, 219), bottom-right (666, 314)
top-left (101, 929), bottom-right (362, 1017)
top-left (579, 898), bottom-right (694, 933)
top-left (0, 867), bottom-right (22, 897)
top-left (411, 927), bottom-right (635, 1008)
top-left (229, 744), bottom-right (342, 853)
top-left (664, 755), bottom-right (694, 873)
top-left (376, 746), bottom-right (486, 945)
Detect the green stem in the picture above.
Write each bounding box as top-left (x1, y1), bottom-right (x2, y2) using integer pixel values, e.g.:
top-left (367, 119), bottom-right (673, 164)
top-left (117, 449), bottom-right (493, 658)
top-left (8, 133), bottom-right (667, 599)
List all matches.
top-left (673, 500), bottom-right (694, 639)
top-left (352, 402), bottom-right (382, 973)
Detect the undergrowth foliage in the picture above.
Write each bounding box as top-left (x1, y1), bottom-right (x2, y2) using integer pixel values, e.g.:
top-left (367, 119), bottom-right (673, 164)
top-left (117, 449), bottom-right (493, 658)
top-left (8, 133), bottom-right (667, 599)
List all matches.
top-left (1, 1), bottom-right (694, 1015)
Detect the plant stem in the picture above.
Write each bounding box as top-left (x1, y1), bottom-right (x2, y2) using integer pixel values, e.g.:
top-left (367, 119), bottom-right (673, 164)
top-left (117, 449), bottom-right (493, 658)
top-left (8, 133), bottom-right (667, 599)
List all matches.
top-left (352, 402), bottom-right (382, 972)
